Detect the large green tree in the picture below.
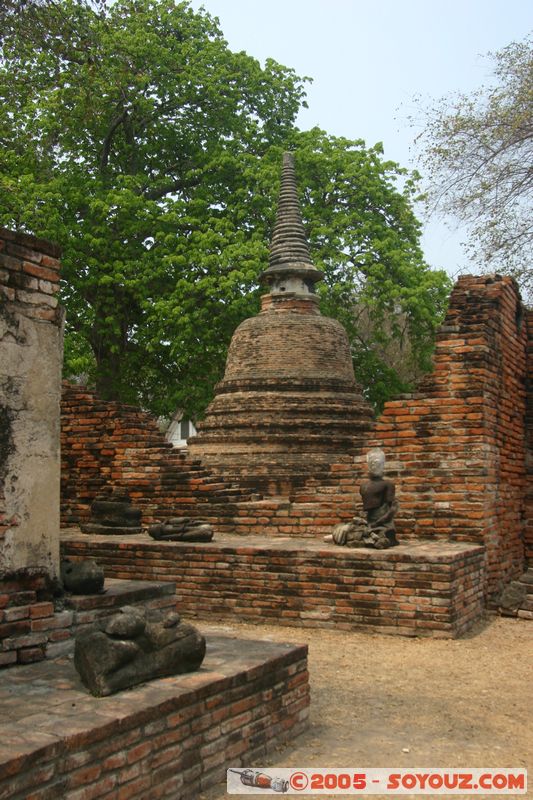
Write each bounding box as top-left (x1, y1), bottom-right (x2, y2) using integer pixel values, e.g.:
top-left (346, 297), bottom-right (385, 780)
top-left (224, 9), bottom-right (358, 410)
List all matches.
top-left (416, 36), bottom-right (533, 300)
top-left (0, 0), bottom-right (450, 417)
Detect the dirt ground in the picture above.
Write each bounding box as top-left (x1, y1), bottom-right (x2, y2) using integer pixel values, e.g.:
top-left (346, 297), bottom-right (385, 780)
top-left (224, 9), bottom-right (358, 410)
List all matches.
top-left (199, 615), bottom-right (532, 800)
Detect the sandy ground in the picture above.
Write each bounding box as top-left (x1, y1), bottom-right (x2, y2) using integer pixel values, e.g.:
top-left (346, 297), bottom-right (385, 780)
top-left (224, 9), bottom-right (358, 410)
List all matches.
top-left (199, 615), bottom-right (532, 800)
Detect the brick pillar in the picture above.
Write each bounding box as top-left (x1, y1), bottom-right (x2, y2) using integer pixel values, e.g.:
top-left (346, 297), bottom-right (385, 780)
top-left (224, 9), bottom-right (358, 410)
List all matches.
top-left (371, 274), bottom-right (528, 595)
top-left (525, 310), bottom-right (533, 565)
top-left (0, 228), bottom-right (63, 578)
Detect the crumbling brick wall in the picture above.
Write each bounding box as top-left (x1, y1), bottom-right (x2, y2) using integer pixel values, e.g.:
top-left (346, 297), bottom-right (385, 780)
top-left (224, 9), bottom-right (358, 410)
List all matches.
top-left (60, 384), bottom-right (248, 527)
top-left (525, 309), bottom-right (533, 566)
top-left (60, 274), bottom-right (530, 598)
top-left (61, 384), bottom-right (360, 536)
top-left (369, 275), bottom-right (528, 596)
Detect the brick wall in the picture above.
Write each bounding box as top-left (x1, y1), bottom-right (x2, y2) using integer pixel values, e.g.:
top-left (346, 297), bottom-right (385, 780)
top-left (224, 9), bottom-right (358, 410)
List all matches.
top-left (0, 571), bottom-right (55, 666)
top-left (60, 274), bottom-right (531, 599)
top-left (62, 533), bottom-right (486, 639)
top-left (0, 227), bottom-right (61, 323)
top-left (0, 574), bottom-right (176, 667)
top-left (61, 384), bottom-right (360, 537)
top-left (0, 636), bottom-right (309, 799)
top-left (368, 275), bottom-right (528, 596)
top-left (61, 384), bottom-right (249, 527)
top-left (525, 309), bottom-right (533, 565)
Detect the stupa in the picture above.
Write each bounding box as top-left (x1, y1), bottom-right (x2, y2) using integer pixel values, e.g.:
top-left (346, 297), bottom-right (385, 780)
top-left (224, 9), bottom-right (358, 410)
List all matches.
top-left (189, 152), bottom-right (374, 486)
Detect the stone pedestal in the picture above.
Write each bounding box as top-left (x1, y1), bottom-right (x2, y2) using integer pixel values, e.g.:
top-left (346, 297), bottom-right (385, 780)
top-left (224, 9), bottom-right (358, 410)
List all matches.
top-left (80, 491), bottom-right (142, 535)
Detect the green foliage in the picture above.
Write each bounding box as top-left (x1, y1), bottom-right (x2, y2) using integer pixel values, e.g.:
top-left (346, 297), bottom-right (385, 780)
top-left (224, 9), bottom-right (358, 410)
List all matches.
top-left (416, 35), bottom-right (533, 301)
top-left (290, 131), bottom-right (451, 409)
top-left (0, 0), bottom-right (450, 417)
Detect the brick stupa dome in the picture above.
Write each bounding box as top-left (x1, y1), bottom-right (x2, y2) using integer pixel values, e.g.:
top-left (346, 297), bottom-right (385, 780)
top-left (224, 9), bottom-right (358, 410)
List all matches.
top-left (189, 153), bottom-right (374, 484)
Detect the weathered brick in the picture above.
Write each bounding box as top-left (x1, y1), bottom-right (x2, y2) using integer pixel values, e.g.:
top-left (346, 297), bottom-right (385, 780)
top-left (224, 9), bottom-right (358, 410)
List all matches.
top-left (117, 775), bottom-right (150, 800)
top-left (101, 751), bottom-right (127, 771)
top-left (67, 763), bottom-right (102, 788)
top-left (31, 610), bottom-right (73, 631)
top-left (0, 650), bottom-right (18, 666)
top-left (0, 619), bottom-right (31, 639)
top-left (22, 261), bottom-right (60, 284)
top-left (126, 741), bottom-right (152, 764)
top-left (6, 240), bottom-right (44, 263)
top-left (66, 774), bottom-right (117, 800)
top-left (18, 646), bottom-right (46, 663)
top-left (30, 602), bottom-right (55, 619)
top-left (3, 605), bottom-right (30, 622)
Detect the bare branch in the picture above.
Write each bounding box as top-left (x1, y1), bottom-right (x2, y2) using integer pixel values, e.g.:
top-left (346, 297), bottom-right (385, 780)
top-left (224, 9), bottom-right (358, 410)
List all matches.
top-left (414, 35), bottom-right (533, 299)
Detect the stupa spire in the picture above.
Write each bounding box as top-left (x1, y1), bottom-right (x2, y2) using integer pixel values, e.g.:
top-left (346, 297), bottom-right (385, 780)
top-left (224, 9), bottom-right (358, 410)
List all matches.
top-left (260, 152), bottom-right (323, 292)
top-left (189, 148), bottom-right (374, 476)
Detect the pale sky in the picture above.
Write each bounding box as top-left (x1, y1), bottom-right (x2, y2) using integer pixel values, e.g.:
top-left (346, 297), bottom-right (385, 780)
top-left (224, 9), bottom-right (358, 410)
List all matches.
top-left (190, 0), bottom-right (532, 281)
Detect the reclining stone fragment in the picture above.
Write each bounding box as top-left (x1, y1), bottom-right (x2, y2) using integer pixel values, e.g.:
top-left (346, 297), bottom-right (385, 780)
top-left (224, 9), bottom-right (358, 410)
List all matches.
top-left (74, 605), bottom-right (206, 696)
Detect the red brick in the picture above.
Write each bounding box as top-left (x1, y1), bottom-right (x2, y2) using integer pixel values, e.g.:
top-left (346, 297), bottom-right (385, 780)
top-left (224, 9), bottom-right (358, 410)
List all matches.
top-left (30, 602), bottom-right (55, 618)
top-left (126, 741), bottom-right (152, 764)
top-left (0, 620), bottom-right (31, 638)
top-left (21, 261), bottom-right (60, 284)
top-left (3, 606), bottom-right (30, 622)
top-left (116, 762), bottom-right (141, 784)
top-left (68, 763), bottom-right (102, 788)
top-left (0, 651), bottom-right (18, 666)
top-left (18, 646), bottom-right (46, 664)
top-left (40, 253), bottom-right (61, 268)
top-left (101, 751), bottom-right (127, 771)
top-left (67, 775), bottom-right (117, 800)
top-left (117, 776), bottom-right (150, 800)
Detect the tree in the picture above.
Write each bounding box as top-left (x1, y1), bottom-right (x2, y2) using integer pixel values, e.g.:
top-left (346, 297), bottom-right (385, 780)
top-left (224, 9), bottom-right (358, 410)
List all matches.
top-left (142, 131), bottom-right (451, 414)
top-left (416, 36), bottom-right (533, 300)
top-left (0, 0), bottom-right (450, 417)
top-left (0, 0), bottom-right (306, 408)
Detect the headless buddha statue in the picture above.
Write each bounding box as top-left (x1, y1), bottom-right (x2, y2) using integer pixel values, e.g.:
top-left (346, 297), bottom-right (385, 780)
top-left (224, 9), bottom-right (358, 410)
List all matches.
top-left (325, 448), bottom-right (399, 549)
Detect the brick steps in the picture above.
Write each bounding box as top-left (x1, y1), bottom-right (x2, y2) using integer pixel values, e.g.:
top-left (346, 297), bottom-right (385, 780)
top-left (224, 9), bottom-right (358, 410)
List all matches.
top-left (498, 567), bottom-right (533, 619)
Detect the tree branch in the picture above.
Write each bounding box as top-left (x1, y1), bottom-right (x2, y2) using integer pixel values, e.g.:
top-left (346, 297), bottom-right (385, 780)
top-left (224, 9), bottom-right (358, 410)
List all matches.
top-left (100, 109), bottom-right (128, 173)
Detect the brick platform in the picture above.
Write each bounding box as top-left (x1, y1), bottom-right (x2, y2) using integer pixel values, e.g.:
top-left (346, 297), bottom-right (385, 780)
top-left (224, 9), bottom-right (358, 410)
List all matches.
top-left (0, 630), bottom-right (309, 799)
top-left (60, 275), bottom-right (532, 607)
top-left (61, 531), bottom-right (486, 638)
top-left (1, 577), bottom-right (177, 665)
